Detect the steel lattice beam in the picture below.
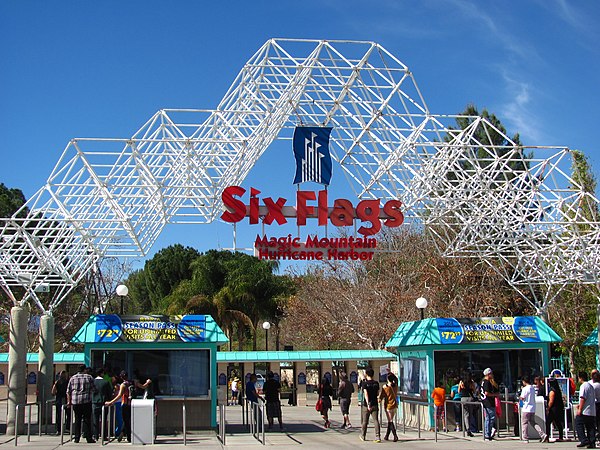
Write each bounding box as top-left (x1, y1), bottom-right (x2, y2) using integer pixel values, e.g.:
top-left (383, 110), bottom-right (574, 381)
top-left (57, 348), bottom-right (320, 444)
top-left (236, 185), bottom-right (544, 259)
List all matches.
top-left (0, 38), bottom-right (598, 314)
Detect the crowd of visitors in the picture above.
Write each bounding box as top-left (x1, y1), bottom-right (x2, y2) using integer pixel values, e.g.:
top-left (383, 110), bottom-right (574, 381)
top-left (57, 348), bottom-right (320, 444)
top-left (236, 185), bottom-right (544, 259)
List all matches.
top-left (52, 364), bottom-right (153, 444)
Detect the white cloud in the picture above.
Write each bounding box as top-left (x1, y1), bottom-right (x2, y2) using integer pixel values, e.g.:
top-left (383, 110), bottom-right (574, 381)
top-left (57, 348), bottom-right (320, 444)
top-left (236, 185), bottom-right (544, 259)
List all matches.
top-left (498, 71), bottom-right (543, 143)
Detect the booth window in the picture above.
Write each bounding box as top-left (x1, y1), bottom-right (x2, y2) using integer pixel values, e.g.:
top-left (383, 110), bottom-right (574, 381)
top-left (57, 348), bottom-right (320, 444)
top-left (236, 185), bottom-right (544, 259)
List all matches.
top-left (92, 349), bottom-right (210, 398)
top-left (400, 357), bottom-right (427, 397)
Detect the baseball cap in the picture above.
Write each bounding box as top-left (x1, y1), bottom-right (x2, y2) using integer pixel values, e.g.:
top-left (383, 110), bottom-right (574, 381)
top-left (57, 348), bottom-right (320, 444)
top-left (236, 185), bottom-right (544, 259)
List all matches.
top-left (550, 369), bottom-right (563, 378)
top-left (483, 368), bottom-right (493, 376)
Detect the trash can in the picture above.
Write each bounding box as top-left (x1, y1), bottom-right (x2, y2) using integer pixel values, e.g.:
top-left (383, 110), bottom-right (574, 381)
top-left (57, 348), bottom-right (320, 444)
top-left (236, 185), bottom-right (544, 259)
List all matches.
top-left (131, 399), bottom-right (155, 445)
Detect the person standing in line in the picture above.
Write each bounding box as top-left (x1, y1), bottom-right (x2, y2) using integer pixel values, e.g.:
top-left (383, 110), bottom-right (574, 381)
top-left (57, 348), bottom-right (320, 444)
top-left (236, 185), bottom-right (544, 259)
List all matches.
top-left (318, 376), bottom-right (333, 428)
top-left (246, 374), bottom-right (261, 404)
top-left (450, 378), bottom-right (462, 432)
top-left (231, 377), bottom-right (239, 406)
top-left (338, 371), bottom-right (355, 429)
top-left (52, 371), bottom-right (70, 434)
top-left (519, 375), bottom-right (548, 442)
top-left (105, 371), bottom-right (133, 443)
top-left (67, 364), bottom-right (97, 444)
top-left (432, 379), bottom-right (448, 432)
top-left (359, 367), bottom-right (381, 442)
top-left (575, 371), bottom-right (597, 448)
top-left (378, 372), bottom-right (398, 441)
top-left (481, 368), bottom-right (499, 441)
top-left (546, 377), bottom-right (565, 442)
top-left (92, 368), bottom-right (113, 441)
top-left (263, 371), bottom-right (283, 431)
top-left (459, 375), bottom-right (476, 436)
top-left (590, 370), bottom-right (600, 442)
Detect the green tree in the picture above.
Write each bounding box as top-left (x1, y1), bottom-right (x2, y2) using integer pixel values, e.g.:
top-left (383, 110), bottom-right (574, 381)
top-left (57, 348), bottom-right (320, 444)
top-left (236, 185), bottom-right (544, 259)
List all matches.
top-left (124, 244), bottom-right (201, 313)
top-left (0, 183), bottom-right (28, 223)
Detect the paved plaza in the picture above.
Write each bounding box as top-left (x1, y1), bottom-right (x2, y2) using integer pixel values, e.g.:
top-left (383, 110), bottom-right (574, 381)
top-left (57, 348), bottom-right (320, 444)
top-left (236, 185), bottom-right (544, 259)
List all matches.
top-left (0, 403), bottom-right (583, 449)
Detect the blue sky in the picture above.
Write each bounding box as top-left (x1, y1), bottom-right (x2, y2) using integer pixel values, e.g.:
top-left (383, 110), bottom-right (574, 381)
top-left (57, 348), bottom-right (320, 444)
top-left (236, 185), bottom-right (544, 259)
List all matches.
top-left (1, 0), bottom-right (599, 267)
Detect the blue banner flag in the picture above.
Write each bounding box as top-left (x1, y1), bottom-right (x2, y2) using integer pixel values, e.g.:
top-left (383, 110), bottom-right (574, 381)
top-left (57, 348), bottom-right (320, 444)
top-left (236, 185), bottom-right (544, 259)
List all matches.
top-left (293, 126), bottom-right (333, 185)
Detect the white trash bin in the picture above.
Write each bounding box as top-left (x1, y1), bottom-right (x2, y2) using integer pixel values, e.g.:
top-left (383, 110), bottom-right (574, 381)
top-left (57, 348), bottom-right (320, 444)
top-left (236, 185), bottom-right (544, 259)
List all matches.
top-left (131, 399), bottom-right (155, 445)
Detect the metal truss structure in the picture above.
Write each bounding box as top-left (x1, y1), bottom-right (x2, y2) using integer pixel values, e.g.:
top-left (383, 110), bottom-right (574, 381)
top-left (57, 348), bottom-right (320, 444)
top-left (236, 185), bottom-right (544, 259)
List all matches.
top-left (0, 38), bottom-right (598, 314)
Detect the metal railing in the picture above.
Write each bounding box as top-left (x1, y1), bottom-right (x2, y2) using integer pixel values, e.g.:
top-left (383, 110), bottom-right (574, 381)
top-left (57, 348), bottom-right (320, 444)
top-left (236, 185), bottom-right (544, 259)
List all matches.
top-left (14, 402), bottom-right (40, 446)
top-left (59, 403), bottom-right (75, 446)
top-left (217, 403), bottom-right (226, 445)
top-left (249, 398), bottom-right (265, 445)
top-left (43, 399), bottom-right (55, 435)
top-left (399, 398), bottom-right (430, 439)
top-left (100, 404), bottom-right (117, 445)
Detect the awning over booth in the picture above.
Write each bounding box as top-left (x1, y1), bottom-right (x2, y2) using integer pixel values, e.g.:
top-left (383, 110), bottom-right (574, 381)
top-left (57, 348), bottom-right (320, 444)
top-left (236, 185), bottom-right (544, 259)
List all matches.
top-left (71, 314), bottom-right (228, 345)
top-left (217, 349), bottom-right (396, 362)
top-left (385, 316), bottom-right (562, 351)
top-left (0, 352), bottom-right (84, 363)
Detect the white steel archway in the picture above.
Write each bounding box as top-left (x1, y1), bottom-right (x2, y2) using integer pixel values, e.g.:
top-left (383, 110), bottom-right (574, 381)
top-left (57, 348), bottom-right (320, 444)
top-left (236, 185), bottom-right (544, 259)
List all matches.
top-left (0, 38), bottom-right (598, 315)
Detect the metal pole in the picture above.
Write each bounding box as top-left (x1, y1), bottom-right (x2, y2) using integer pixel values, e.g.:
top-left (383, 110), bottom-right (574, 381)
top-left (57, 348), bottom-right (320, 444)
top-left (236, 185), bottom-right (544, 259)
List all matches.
top-left (38, 402), bottom-right (41, 437)
top-left (60, 404), bottom-right (65, 446)
top-left (434, 405), bottom-right (438, 442)
top-left (403, 401), bottom-right (406, 434)
top-left (27, 404), bottom-right (31, 442)
top-left (183, 402), bottom-right (187, 446)
top-left (417, 403), bottom-right (421, 439)
top-left (261, 401), bottom-right (265, 445)
top-left (101, 406), bottom-right (106, 446)
top-left (14, 404), bottom-right (19, 447)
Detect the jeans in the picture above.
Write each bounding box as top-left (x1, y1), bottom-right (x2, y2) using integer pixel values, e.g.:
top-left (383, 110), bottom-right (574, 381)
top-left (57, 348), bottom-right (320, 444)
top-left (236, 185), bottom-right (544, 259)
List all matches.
top-left (483, 406), bottom-right (496, 438)
top-left (361, 405), bottom-right (381, 439)
top-left (576, 414), bottom-right (596, 445)
top-left (453, 402), bottom-right (462, 429)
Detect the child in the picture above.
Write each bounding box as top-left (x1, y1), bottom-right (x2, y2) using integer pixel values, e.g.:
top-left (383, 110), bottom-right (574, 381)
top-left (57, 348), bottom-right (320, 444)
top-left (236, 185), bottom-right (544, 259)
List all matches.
top-left (431, 380), bottom-right (447, 432)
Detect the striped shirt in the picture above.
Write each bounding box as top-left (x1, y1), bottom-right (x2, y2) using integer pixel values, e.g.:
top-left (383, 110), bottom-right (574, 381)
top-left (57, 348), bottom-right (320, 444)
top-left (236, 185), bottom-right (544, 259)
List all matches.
top-left (67, 373), bottom-right (96, 405)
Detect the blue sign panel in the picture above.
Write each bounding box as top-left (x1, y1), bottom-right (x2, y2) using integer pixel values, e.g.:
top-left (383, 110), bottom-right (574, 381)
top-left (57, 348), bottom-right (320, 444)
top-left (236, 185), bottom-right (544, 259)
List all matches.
top-left (94, 314), bottom-right (206, 342)
top-left (293, 126), bottom-right (333, 185)
top-left (297, 372), bottom-right (307, 385)
top-left (219, 373), bottom-right (227, 386)
top-left (435, 317), bottom-right (542, 344)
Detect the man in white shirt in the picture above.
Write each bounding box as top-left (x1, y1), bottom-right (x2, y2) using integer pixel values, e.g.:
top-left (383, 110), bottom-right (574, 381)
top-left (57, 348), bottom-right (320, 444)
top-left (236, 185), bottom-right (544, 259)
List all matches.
top-left (576, 371), bottom-right (596, 448)
top-left (519, 375), bottom-right (547, 442)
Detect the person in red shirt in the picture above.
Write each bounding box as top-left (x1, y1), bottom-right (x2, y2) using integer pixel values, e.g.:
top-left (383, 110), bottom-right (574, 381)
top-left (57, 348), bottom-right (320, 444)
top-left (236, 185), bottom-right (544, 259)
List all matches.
top-left (431, 380), bottom-right (447, 432)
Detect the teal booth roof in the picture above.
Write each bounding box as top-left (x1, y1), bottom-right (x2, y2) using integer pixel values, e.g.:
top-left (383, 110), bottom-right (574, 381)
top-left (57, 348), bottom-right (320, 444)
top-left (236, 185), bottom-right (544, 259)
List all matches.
top-left (71, 314), bottom-right (229, 345)
top-left (0, 352), bottom-right (84, 363)
top-left (385, 316), bottom-right (562, 351)
top-left (217, 349), bottom-right (396, 362)
top-left (584, 329), bottom-right (598, 346)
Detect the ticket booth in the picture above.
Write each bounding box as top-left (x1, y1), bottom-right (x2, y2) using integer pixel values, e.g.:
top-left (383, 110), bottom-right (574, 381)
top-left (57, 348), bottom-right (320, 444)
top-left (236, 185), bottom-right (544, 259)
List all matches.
top-left (71, 314), bottom-right (228, 432)
top-left (385, 316), bottom-right (562, 429)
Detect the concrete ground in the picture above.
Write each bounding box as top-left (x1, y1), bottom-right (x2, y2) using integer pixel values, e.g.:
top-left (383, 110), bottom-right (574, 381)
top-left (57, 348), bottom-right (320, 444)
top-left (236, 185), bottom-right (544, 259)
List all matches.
top-left (0, 403), bottom-right (584, 449)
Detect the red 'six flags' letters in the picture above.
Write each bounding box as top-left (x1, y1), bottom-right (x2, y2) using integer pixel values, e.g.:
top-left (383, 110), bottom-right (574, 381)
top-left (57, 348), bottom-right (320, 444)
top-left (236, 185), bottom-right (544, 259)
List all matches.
top-left (220, 186), bottom-right (404, 237)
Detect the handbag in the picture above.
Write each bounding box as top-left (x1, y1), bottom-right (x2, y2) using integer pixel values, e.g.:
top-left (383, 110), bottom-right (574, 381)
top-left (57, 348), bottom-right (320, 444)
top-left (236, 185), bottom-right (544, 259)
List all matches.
top-left (315, 398), bottom-right (323, 411)
top-left (495, 396), bottom-right (503, 417)
top-left (315, 385), bottom-right (323, 411)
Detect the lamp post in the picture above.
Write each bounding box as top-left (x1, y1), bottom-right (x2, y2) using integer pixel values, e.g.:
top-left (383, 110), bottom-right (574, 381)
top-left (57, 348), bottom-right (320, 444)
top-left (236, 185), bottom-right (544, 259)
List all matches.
top-left (416, 297), bottom-right (428, 321)
top-left (116, 284), bottom-right (129, 315)
top-left (262, 321), bottom-right (271, 352)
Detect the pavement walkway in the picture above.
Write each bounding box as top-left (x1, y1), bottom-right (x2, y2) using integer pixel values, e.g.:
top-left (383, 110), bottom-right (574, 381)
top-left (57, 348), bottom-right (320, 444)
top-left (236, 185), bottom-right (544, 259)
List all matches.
top-left (0, 404), bottom-right (583, 449)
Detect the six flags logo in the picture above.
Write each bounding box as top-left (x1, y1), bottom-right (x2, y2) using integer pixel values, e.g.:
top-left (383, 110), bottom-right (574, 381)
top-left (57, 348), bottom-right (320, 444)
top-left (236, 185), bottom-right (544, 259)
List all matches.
top-left (220, 126), bottom-right (405, 237)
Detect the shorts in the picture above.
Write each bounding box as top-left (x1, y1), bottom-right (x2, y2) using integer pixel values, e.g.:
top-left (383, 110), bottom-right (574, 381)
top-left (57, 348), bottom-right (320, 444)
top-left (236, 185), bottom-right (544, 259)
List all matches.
top-left (435, 405), bottom-right (445, 420)
top-left (232, 391), bottom-right (238, 399)
top-left (266, 401), bottom-right (282, 419)
top-left (339, 398), bottom-right (351, 415)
